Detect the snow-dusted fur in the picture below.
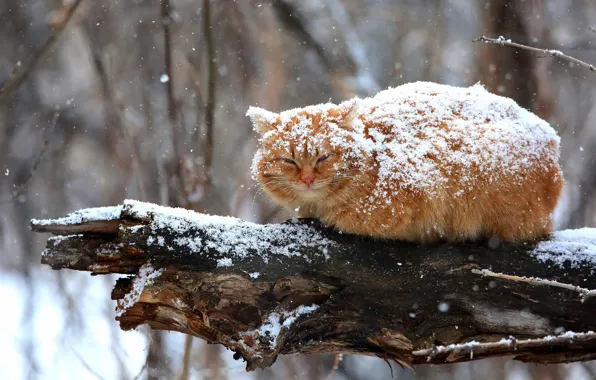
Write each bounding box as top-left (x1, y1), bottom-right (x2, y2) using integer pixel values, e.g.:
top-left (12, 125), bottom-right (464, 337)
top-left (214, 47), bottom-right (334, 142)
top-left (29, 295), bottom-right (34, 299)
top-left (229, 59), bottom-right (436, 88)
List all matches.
top-left (248, 82), bottom-right (563, 243)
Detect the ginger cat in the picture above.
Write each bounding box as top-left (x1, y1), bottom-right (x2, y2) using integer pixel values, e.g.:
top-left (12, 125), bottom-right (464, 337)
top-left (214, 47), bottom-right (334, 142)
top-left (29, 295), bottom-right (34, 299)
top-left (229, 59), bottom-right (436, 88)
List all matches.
top-left (248, 82), bottom-right (563, 243)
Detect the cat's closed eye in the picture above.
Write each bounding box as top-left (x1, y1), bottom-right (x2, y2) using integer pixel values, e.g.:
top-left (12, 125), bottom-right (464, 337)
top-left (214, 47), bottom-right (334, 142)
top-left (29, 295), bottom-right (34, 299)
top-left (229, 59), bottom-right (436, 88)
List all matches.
top-left (317, 154), bottom-right (330, 164)
top-left (281, 158), bottom-right (297, 166)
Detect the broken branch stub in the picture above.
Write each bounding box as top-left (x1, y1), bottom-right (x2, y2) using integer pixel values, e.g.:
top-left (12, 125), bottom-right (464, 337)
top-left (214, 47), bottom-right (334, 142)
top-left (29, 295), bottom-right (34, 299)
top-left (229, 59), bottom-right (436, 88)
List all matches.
top-left (31, 200), bottom-right (596, 371)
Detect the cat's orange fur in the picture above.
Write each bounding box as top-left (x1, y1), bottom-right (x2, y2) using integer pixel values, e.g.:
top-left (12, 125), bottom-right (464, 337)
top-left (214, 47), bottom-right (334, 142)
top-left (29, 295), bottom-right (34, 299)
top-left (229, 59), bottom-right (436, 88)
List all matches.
top-left (248, 82), bottom-right (563, 243)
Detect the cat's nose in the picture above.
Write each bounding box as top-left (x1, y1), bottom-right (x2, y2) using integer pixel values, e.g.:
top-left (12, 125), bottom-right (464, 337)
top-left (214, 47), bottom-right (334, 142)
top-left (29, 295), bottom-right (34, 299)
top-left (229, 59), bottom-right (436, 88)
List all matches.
top-left (301, 176), bottom-right (314, 187)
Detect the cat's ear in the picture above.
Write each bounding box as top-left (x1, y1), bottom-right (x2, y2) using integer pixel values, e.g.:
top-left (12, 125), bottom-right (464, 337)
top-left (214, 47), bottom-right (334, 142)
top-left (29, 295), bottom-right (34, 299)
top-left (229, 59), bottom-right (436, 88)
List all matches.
top-left (329, 99), bottom-right (360, 131)
top-left (246, 107), bottom-right (280, 134)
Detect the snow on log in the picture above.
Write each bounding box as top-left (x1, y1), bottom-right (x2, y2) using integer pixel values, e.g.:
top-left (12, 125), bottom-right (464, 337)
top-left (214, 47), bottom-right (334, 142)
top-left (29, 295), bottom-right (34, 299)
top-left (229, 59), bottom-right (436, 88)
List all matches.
top-left (31, 200), bottom-right (596, 370)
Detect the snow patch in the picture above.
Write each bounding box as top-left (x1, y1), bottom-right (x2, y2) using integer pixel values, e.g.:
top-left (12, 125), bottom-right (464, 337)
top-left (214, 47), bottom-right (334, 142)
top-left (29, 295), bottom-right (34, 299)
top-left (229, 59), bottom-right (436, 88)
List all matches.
top-left (126, 199), bottom-right (335, 266)
top-left (31, 206), bottom-right (121, 226)
top-left (47, 234), bottom-right (84, 244)
top-left (238, 304), bottom-right (319, 350)
top-left (356, 82), bottom-right (559, 202)
top-left (533, 228), bottom-right (596, 267)
top-left (116, 264), bottom-right (164, 317)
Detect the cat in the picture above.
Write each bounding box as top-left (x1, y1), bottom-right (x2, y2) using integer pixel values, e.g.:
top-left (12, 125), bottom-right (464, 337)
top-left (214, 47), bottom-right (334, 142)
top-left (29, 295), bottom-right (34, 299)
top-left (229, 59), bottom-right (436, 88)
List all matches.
top-left (247, 82), bottom-right (563, 243)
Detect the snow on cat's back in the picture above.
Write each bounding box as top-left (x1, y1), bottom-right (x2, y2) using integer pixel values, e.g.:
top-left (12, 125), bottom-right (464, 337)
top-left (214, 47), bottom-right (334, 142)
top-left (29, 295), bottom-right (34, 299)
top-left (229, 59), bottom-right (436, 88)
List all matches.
top-left (248, 81), bottom-right (563, 243)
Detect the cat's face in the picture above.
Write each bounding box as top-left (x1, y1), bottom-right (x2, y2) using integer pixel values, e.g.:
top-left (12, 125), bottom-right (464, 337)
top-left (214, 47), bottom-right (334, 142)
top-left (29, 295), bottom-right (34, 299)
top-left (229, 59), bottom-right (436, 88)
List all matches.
top-left (248, 101), bottom-right (363, 207)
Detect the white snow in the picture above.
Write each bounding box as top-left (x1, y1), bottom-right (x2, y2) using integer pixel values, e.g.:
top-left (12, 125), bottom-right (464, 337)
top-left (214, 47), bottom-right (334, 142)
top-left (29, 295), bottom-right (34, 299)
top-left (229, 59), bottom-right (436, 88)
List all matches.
top-left (246, 106), bottom-right (280, 129)
top-left (217, 258), bottom-right (233, 267)
top-left (31, 206), bottom-right (121, 226)
top-left (533, 228), bottom-right (596, 267)
top-left (47, 234), bottom-right (83, 245)
top-left (32, 200), bottom-right (335, 267)
top-left (496, 36), bottom-right (512, 45)
top-left (125, 199), bottom-right (335, 265)
top-left (438, 302), bottom-right (450, 312)
top-left (116, 264), bottom-right (164, 317)
top-left (434, 340), bottom-right (480, 353)
top-left (357, 82), bottom-right (559, 202)
top-left (237, 304), bottom-right (319, 350)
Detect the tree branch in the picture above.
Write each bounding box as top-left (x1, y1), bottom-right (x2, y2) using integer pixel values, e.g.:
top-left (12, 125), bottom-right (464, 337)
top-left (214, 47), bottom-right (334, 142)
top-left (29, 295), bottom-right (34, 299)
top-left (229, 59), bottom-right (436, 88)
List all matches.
top-left (31, 200), bottom-right (596, 371)
top-left (473, 35), bottom-right (596, 73)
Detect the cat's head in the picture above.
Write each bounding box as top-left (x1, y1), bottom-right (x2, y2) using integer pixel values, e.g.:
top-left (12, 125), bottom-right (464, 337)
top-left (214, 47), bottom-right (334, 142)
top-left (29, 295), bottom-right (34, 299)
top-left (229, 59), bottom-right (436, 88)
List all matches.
top-left (248, 99), bottom-right (364, 207)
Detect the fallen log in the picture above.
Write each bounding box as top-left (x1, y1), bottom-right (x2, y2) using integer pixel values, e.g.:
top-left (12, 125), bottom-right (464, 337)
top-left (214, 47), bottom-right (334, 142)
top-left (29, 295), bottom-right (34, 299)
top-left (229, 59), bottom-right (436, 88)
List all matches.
top-left (31, 200), bottom-right (596, 371)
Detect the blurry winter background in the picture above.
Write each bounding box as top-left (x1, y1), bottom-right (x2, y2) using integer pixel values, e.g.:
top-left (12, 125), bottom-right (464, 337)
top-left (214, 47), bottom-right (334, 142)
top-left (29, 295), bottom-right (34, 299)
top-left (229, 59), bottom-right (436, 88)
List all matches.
top-left (1, 0), bottom-right (595, 379)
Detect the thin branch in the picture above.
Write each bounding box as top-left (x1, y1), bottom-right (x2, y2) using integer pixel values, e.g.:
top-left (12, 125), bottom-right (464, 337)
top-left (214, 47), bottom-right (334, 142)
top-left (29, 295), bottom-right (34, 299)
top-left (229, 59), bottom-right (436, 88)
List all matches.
top-left (413, 331), bottom-right (596, 362)
top-left (72, 350), bottom-right (107, 380)
top-left (472, 269), bottom-right (596, 302)
top-left (473, 35), bottom-right (596, 73)
top-left (590, 27), bottom-right (596, 35)
top-left (132, 355), bottom-right (149, 380)
top-left (0, 109), bottom-right (60, 204)
top-left (0, 0), bottom-right (85, 101)
top-left (202, 0), bottom-right (216, 178)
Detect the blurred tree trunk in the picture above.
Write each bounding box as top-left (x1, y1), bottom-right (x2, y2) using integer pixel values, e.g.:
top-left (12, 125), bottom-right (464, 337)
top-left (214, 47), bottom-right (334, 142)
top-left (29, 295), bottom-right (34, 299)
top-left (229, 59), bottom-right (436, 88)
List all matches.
top-left (147, 333), bottom-right (171, 380)
top-left (478, 0), bottom-right (536, 110)
top-left (199, 343), bottom-right (225, 380)
top-left (478, 1), bottom-right (575, 375)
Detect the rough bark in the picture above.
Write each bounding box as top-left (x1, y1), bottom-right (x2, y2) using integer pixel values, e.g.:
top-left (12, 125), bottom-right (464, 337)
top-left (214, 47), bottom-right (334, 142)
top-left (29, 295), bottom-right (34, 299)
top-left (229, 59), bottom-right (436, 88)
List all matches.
top-left (31, 200), bottom-right (596, 371)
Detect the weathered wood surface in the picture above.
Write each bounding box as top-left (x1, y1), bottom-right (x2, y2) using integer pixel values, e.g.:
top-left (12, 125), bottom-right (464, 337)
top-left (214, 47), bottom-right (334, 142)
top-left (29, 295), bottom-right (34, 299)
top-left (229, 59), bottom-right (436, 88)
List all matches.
top-left (31, 200), bottom-right (596, 371)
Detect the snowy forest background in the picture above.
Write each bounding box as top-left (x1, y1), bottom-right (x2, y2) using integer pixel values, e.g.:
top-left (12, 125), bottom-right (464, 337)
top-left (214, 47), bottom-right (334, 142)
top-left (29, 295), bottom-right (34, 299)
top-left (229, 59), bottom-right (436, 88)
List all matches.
top-left (1, 0), bottom-right (596, 379)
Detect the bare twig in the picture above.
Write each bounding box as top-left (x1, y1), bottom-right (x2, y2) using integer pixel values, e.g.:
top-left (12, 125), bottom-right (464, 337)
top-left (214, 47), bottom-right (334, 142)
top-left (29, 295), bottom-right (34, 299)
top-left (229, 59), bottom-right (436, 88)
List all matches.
top-left (590, 27), bottom-right (596, 35)
top-left (202, 0), bottom-right (216, 177)
top-left (0, 109), bottom-right (60, 204)
top-left (472, 269), bottom-right (596, 302)
top-left (473, 35), bottom-right (596, 73)
top-left (413, 331), bottom-right (596, 361)
top-left (132, 355), bottom-right (149, 380)
top-left (0, 0), bottom-right (85, 101)
top-left (72, 350), bottom-right (107, 380)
